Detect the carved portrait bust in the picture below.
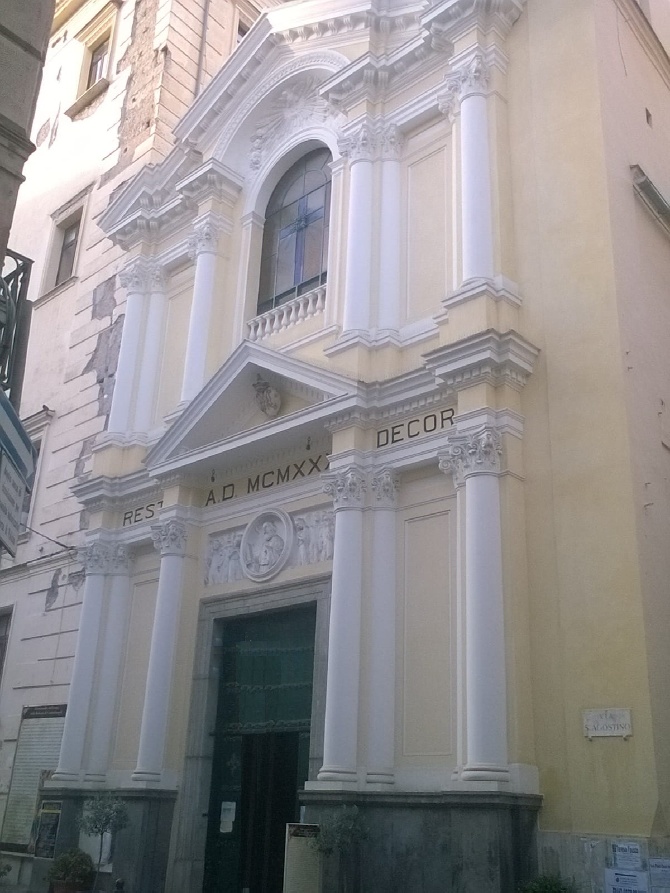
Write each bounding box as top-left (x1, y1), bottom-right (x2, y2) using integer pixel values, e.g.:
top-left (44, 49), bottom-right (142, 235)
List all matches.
top-left (240, 509), bottom-right (293, 581)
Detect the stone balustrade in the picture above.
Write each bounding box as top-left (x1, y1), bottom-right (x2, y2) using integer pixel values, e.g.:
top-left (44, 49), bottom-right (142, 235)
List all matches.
top-left (247, 284), bottom-right (326, 341)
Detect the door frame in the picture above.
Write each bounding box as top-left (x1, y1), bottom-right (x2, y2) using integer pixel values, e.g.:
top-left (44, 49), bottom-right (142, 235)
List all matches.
top-left (168, 576), bottom-right (331, 893)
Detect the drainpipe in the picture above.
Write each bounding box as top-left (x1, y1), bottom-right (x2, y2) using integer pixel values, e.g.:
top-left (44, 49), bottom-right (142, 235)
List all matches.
top-left (194, 0), bottom-right (211, 97)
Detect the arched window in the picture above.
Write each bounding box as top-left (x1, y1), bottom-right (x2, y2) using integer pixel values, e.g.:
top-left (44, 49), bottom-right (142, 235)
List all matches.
top-left (257, 148), bottom-right (331, 315)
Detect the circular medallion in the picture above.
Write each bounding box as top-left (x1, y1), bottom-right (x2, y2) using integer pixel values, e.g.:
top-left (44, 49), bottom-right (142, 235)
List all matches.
top-left (240, 509), bottom-right (293, 582)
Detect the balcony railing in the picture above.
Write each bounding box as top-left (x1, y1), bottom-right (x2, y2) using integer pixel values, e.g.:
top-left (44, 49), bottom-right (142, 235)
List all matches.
top-left (0, 249), bottom-right (33, 410)
top-left (247, 284), bottom-right (326, 342)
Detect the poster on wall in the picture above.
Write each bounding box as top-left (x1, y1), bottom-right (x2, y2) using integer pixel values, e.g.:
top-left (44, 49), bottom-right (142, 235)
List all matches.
top-left (33, 800), bottom-right (62, 859)
top-left (605, 868), bottom-right (649, 893)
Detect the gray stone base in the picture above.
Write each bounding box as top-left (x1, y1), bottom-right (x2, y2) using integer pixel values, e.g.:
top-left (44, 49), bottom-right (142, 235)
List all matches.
top-left (538, 830), bottom-right (670, 891)
top-left (31, 787), bottom-right (176, 893)
top-left (301, 790), bottom-right (542, 893)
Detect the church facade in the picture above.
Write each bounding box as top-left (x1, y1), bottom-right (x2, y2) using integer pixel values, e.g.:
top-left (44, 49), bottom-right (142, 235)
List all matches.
top-left (2, 0), bottom-right (670, 891)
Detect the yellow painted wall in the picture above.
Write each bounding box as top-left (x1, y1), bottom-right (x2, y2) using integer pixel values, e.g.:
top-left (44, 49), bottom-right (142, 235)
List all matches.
top-left (508, 0), bottom-right (657, 833)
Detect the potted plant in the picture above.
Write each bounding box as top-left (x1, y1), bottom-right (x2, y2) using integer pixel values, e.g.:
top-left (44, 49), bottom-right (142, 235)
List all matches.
top-left (47, 848), bottom-right (95, 893)
top-left (309, 805), bottom-right (368, 893)
top-left (78, 794), bottom-right (129, 892)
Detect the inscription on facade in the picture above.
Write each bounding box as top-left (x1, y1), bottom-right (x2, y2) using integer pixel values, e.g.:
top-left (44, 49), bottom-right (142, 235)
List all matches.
top-left (376, 408), bottom-right (454, 449)
top-left (204, 454), bottom-right (329, 507)
top-left (122, 500), bottom-right (163, 527)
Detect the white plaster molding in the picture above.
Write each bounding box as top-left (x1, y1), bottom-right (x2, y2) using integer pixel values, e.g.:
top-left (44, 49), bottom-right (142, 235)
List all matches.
top-left (442, 276), bottom-right (522, 310)
top-left (212, 50), bottom-right (351, 162)
top-left (248, 74), bottom-right (336, 171)
top-left (422, 0), bottom-right (525, 42)
top-left (151, 519), bottom-right (188, 556)
top-left (176, 158), bottom-right (243, 208)
top-left (423, 329), bottom-right (540, 392)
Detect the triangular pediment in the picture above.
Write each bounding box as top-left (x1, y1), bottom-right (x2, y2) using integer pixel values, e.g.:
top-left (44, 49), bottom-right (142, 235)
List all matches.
top-left (146, 342), bottom-right (364, 476)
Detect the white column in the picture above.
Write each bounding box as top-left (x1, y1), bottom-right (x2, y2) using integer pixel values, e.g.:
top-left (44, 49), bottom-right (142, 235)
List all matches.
top-left (84, 544), bottom-right (133, 782)
top-left (133, 519), bottom-right (187, 783)
top-left (440, 428), bottom-right (508, 781)
top-left (53, 542), bottom-right (110, 782)
top-left (180, 216), bottom-right (223, 403)
top-left (133, 265), bottom-right (167, 432)
top-left (448, 52), bottom-right (495, 284)
top-left (365, 468), bottom-right (399, 784)
top-left (377, 126), bottom-right (403, 334)
top-left (318, 466), bottom-right (367, 783)
top-left (108, 259), bottom-right (150, 434)
top-left (341, 124), bottom-right (375, 335)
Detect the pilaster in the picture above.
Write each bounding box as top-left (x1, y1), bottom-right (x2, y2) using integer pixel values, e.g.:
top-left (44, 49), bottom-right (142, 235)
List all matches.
top-left (317, 465), bottom-right (367, 784)
top-left (133, 519), bottom-right (188, 784)
top-left (440, 427), bottom-right (509, 781)
top-left (180, 214), bottom-right (227, 404)
top-left (53, 540), bottom-right (111, 782)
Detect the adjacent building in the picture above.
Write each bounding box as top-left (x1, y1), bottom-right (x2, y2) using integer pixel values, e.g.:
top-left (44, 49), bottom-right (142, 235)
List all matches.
top-left (1, 0), bottom-right (670, 891)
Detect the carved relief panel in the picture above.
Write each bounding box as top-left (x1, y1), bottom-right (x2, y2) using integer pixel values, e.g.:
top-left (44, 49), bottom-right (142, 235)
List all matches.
top-left (205, 507), bottom-right (335, 586)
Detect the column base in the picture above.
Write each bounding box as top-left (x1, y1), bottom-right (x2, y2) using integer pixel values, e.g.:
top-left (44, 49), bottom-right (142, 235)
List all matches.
top-left (317, 766), bottom-right (358, 784)
top-left (461, 763), bottom-right (510, 782)
top-left (131, 769), bottom-right (162, 783)
top-left (365, 769), bottom-right (394, 785)
top-left (50, 770), bottom-right (81, 783)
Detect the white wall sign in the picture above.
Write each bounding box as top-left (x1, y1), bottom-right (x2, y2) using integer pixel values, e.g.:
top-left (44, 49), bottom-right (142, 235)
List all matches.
top-left (583, 708), bottom-right (632, 739)
top-left (283, 824), bottom-right (321, 893)
top-left (605, 868), bottom-right (648, 892)
top-left (650, 858), bottom-right (670, 887)
top-left (612, 841), bottom-right (643, 869)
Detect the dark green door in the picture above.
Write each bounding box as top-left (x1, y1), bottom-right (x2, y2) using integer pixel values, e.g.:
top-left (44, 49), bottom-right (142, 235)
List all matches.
top-left (203, 606), bottom-right (316, 893)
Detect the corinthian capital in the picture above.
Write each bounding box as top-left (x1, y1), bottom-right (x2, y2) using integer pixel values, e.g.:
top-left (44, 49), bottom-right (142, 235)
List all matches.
top-left (439, 427), bottom-right (502, 485)
top-left (118, 257), bottom-right (155, 293)
top-left (109, 543), bottom-right (133, 575)
top-left (371, 468), bottom-right (399, 507)
top-left (322, 467), bottom-right (367, 509)
top-left (78, 541), bottom-right (112, 575)
top-left (378, 124), bottom-right (405, 160)
top-left (151, 519), bottom-right (188, 556)
top-left (188, 215), bottom-right (224, 258)
top-left (442, 51), bottom-right (490, 112)
top-left (338, 122), bottom-right (377, 162)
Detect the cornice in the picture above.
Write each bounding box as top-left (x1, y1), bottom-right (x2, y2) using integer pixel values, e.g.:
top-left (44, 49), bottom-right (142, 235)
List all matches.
top-left (423, 329), bottom-right (539, 392)
top-left (71, 468), bottom-right (162, 513)
top-left (612, 0), bottom-right (670, 91)
top-left (421, 0), bottom-right (525, 43)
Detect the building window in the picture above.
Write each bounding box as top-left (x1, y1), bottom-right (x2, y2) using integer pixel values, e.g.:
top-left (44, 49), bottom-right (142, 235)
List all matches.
top-left (55, 218), bottom-right (80, 287)
top-left (257, 148), bottom-right (332, 316)
top-left (0, 611), bottom-right (12, 685)
top-left (42, 186), bottom-right (92, 295)
top-left (64, 2), bottom-right (118, 118)
top-left (87, 38), bottom-right (109, 90)
top-left (18, 406), bottom-right (53, 540)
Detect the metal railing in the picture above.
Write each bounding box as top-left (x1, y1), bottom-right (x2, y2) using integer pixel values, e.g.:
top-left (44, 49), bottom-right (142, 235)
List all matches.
top-left (0, 249), bottom-right (33, 411)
